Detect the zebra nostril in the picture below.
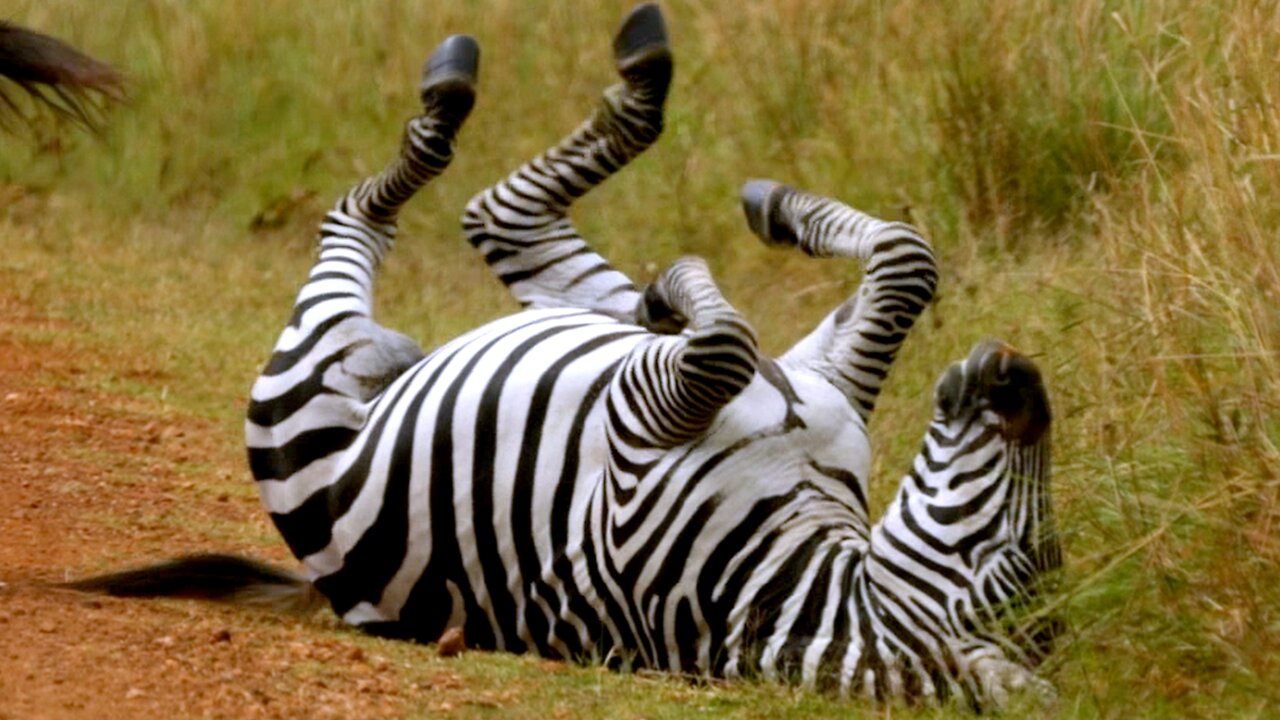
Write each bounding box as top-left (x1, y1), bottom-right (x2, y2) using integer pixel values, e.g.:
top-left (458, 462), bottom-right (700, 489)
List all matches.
top-left (939, 341), bottom-right (1047, 430)
top-left (969, 338), bottom-right (1014, 368)
top-left (986, 354), bottom-right (1051, 444)
top-left (966, 339), bottom-right (1020, 390)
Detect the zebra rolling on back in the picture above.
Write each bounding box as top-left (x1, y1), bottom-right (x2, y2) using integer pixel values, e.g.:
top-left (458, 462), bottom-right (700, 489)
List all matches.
top-left (69, 4), bottom-right (1060, 710)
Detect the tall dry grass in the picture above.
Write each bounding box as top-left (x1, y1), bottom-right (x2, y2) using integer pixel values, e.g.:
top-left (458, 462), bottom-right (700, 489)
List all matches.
top-left (2, 0), bottom-right (1277, 716)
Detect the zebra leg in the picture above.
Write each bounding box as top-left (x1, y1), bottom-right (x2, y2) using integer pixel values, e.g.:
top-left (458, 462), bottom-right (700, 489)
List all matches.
top-left (611, 257), bottom-right (759, 449)
top-left (248, 35), bottom-right (479, 539)
top-left (250, 35), bottom-right (478, 422)
top-left (302, 37), bottom-right (481, 402)
top-left (740, 180), bottom-right (938, 422)
top-left (461, 3), bottom-right (671, 318)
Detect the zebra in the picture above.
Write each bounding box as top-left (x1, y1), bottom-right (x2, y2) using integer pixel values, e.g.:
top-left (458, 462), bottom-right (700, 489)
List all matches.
top-left (68, 4), bottom-right (1060, 710)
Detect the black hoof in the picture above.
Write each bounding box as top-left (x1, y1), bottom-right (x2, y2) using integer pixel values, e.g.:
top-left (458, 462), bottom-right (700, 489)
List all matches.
top-left (613, 3), bottom-right (672, 98)
top-left (636, 282), bottom-right (687, 335)
top-left (740, 179), bottom-right (797, 246)
top-left (614, 3), bottom-right (667, 60)
top-left (420, 34), bottom-right (480, 128)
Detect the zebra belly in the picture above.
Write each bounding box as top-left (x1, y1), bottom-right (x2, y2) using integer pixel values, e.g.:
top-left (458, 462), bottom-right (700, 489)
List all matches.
top-left (588, 364), bottom-right (875, 677)
top-left (297, 309), bottom-right (648, 653)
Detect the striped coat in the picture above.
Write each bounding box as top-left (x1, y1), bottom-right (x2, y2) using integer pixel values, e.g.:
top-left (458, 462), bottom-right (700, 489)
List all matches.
top-left (73, 5), bottom-right (1060, 711)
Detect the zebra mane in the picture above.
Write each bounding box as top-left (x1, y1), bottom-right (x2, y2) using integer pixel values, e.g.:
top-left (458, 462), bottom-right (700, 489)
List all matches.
top-left (0, 20), bottom-right (123, 134)
top-left (1009, 437), bottom-right (1060, 578)
top-left (1001, 436), bottom-right (1062, 665)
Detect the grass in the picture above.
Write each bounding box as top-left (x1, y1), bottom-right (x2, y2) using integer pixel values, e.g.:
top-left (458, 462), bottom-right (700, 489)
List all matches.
top-left (3, 0), bottom-right (1278, 717)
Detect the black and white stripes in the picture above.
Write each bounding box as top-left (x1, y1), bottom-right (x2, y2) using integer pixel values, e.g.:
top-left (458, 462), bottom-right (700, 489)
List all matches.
top-left (742, 180), bottom-right (939, 422)
top-left (71, 5), bottom-right (1061, 713)
top-left (460, 6), bottom-right (670, 320)
top-left (233, 7), bottom-right (1061, 709)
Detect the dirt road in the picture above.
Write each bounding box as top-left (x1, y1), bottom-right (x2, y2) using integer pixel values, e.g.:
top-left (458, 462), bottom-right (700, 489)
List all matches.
top-left (0, 298), bottom-right (419, 719)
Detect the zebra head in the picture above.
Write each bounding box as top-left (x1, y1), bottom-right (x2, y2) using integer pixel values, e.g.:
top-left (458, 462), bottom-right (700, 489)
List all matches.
top-left (918, 340), bottom-right (1060, 659)
top-left (863, 341), bottom-right (1059, 705)
top-left (931, 340), bottom-right (1057, 579)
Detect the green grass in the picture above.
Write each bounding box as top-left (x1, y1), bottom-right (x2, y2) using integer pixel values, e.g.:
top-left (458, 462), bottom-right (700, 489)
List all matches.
top-left (4, 0), bottom-right (1279, 717)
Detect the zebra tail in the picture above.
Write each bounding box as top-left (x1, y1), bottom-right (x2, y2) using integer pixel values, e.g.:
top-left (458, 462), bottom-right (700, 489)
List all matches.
top-left (0, 20), bottom-right (124, 131)
top-left (60, 553), bottom-right (326, 615)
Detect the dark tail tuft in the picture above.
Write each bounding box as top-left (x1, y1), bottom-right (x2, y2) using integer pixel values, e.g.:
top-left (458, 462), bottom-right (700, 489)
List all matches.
top-left (61, 553), bottom-right (326, 615)
top-left (0, 20), bottom-right (124, 133)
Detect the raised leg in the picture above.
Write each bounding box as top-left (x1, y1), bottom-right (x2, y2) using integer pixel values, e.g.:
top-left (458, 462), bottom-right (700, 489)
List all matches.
top-left (461, 3), bottom-right (671, 318)
top-left (268, 37), bottom-right (478, 404)
top-left (247, 36), bottom-right (479, 506)
top-left (741, 180), bottom-right (938, 422)
top-left (609, 257), bottom-right (759, 451)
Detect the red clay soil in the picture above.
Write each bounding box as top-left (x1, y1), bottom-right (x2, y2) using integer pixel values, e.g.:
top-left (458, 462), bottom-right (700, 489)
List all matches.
top-left (0, 298), bottom-right (419, 719)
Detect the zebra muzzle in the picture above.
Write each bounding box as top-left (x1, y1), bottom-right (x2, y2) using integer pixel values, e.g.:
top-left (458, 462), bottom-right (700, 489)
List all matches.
top-left (938, 341), bottom-right (1052, 445)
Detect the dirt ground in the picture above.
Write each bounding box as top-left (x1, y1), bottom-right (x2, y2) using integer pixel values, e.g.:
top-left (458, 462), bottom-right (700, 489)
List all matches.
top-left (0, 297), bottom-right (426, 719)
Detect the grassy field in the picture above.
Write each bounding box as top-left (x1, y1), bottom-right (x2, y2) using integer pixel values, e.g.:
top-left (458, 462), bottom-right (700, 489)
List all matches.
top-left (3, 0), bottom-right (1278, 717)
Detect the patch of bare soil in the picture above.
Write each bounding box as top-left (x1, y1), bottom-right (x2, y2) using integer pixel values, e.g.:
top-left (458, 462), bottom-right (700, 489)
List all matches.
top-left (0, 297), bottom-right (417, 719)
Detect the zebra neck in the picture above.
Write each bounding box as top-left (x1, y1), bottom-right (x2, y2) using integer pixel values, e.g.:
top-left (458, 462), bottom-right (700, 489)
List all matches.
top-left (733, 532), bottom-right (994, 702)
top-left (860, 442), bottom-right (1058, 669)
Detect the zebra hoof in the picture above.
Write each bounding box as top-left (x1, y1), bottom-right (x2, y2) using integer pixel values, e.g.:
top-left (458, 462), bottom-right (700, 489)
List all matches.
top-left (420, 34), bottom-right (480, 129)
top-left (741, 179), bottom-right (798, 247)
top-left (613, 3), bottom-right (672, 100)
top-left (635, 282), bottom-right (687, 335)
